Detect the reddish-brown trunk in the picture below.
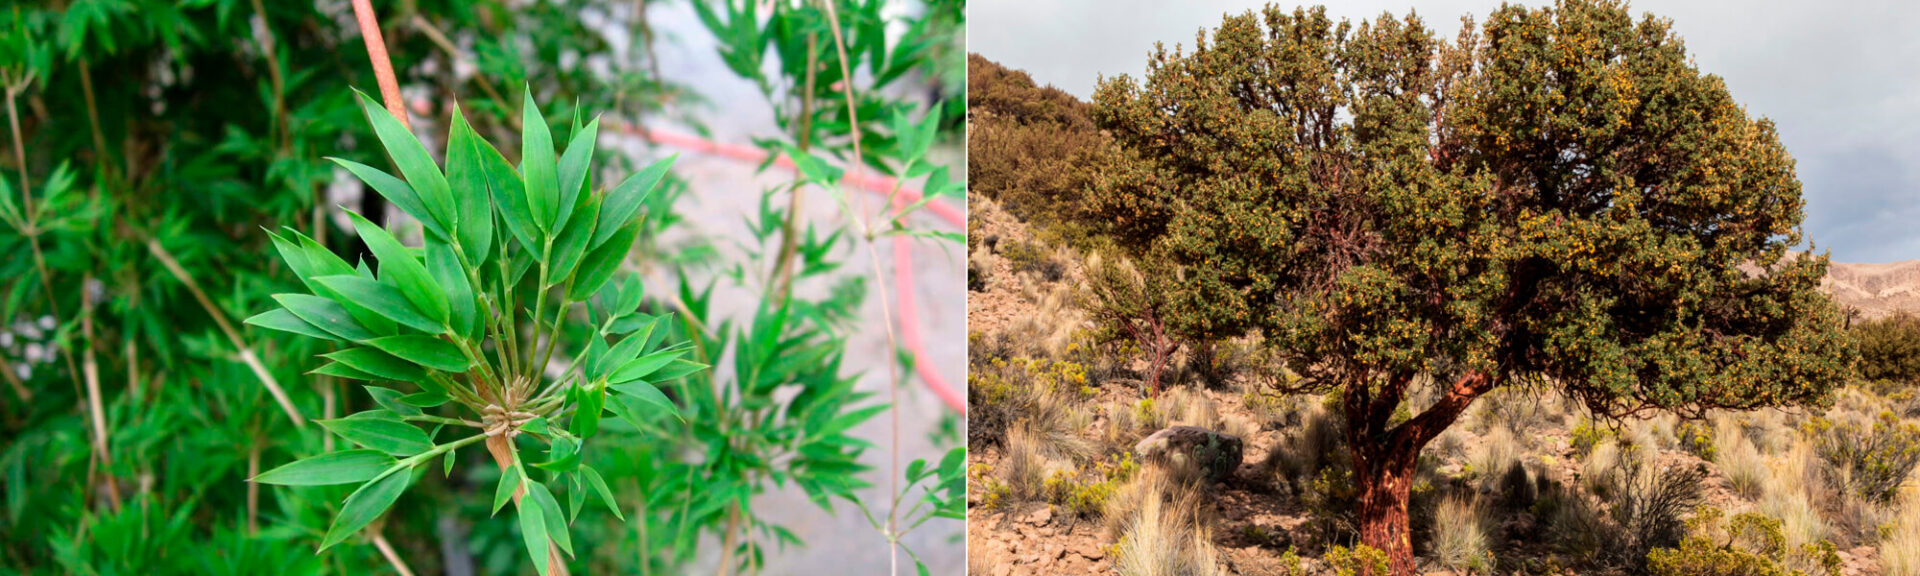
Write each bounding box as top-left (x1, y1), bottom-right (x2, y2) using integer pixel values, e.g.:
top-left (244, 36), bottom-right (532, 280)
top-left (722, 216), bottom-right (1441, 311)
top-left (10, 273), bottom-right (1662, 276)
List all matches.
top-left (1346, 371), bottom-right (1494, 576)
top-left (1354, 444), bottom-right (1419, 576)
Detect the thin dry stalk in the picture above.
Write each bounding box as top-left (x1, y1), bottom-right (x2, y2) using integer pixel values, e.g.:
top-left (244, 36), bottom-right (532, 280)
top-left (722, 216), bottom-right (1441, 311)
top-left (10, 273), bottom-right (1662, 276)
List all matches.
top-left (81, 276), bottom-right (122, 511)
top-left (371, 531), bottom-right (419, 576)
top-left (147, 239), bottom-right (305, 426)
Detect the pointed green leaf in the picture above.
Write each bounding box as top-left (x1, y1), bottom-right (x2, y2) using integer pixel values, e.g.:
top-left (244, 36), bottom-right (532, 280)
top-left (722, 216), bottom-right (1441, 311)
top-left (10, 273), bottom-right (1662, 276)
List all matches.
top-left (554, 117), bottom-right (598, 232)
top-left (400, 391), bottom-right (451, 407)
top-left (569, 220), bottom-right (638, 301)
top-left (568, 384), bottom-right (604, 438)
top-left (270, 294), bottom-right (377, 341)
top-left (566, 472), bottom-right (585, 522)
top-left (518, 482), bottom-right (553, 576)
top-left (355, 90), bottom-right (455, 231)
top-left (528, 481), bottom-right (573, 557)
top-left (331, 157), bottom-right (446, 240)
top-left (252, 450), bottom-right (396, 486)
top-left (309, 360), bottom-right (382, 382)
top-left (493, 466), bottom-right (523, 516)
top-left (580, 465), bottom-right (624, 521)
top-left (364, 386), bottom-right (422, 416)
top-left (445, 107), bottom-right (496, 263)
top-left (428, 239), bottom-right (478, 340)
top-left (322, 347), bottom-right (428, 384)
top-left (521, 89), bottom-right (559, 231)
top-left (365, 335), bottom-right (469, 373)
top-left (312, 275), bottom-right (445, 334)
top-left (318, 417), bottom-right (432, 456)
top-left (548, 193), bottom-right (598, 282)
top-left (272, 229), bottom-right (399, 335)
top-left (610, 349), bottom-right (680, 384)
top-left (593, 155), bottom-right (675, 249)
top-left (609, 381), bottom-right (681, 421)
top-left (244, 308), bottom-right (339, 342)
top-left (347, 210), bottom-right (449, 326)
top-left (319, 468), bottom-right (411, 551)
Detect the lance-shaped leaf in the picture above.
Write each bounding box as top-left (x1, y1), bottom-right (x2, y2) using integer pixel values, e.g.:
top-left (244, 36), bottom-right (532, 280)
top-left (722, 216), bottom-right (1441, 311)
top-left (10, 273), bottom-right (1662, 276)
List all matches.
top-left (580, 465), bottom-right (624, 521)
top-left (610, 349), bottom-right (681, 384)
top-left (319, 467), bottom-right (411, 551)
top-left (331, 157), bottom-right (447, 240)
top-left (592, 155), bottom-right (675, 249)
top-left (252, 450), bottom-right (396, 486)
top-left (445, 107), bottom-right (496, 264)
top-left (364, 335), bottom-right (469, 373)
top-left (521, 89), bottom-right (560, 232)
top-left (554, 116), bottom-right (599, 233)
top-left (309, 360), bottom-right (382, 382)
top-left (322, 347), bottom-right (428, 384)
top-left (610, 380), bottom-right (681, 421)
top-left (318, 416), bottom-right (433, 456)
top-left (493, 466), bottom-right (523, 516)
top-left (347, 211), bottom-right (450, 327)
top-left (528, 481), bottom-right (573, 557)
top-left (313, 275), bottom-right (445, 334)
top-left (518, 481), bottom-right (553, 576)
top-left (426, 240), bottom-right (478, 339)
top-left (569, 220), bottom-right (639, 300)
top-left (271, 229), bottom-right (398, 335)
top-left (270, 294), bottom-right (377, 341)
top-left (355, 90), bottom-right (455, 231)
top-left (547, 193), bottom-right (599, 283)
top-left (364, 386), bottom-right (422, 416)
top-left (243, 307), bottom-right (339, 342)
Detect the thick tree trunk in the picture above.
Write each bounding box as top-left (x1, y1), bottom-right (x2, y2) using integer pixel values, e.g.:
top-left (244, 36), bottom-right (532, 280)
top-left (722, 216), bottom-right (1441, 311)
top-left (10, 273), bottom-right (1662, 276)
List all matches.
top-left (1354, 443), bottom-right (1419, 576)
top-left (1347, 371), bottom-right (1493, 576)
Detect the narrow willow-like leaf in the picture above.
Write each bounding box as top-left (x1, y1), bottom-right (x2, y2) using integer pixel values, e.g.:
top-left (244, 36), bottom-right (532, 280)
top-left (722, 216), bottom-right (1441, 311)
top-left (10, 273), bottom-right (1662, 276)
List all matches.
top-left (365, 335), bottom-right (469, 373)
top-left (399, 391), bottom-right (451, 407)
top-left (547, 193), bottom-right (599, 282)
top-left (568, 384), bottom-right (603, 438)
top-left (321, 347), bottom-right (428, 384)
top-left (308, 360), bottom-right (383, 382)
top-left (609, 349), bottom-right (680, 384)
top-left (554, 116), bottom-right (599, 232)
top-left (445, 107), bottom-right (496, 264)
top-left (528, 481), bottom-right (573, 557)
top-left (355, 90), bottom-right (456, 231)
top-left (609, 381), bottom-right (680, 421)
top-left (346, 211), bottom-right (450, 326)
top-left (252, 450), bottom-right (396, 486)
top-left (330, 157), bottom-right (447, 240)
top-left (318, 417), bottom-right (433, 456)
top-left (427, 239), bottom-right (478, 339)
top-left (273, 229), bottom-right (399, 335)
top-left (493, 467), bottom-right (522, 516)
top-left (591, 322), bottom-right (652, 379)
top-left (271, 294), bottom-right (377, 341)
top-left (243, 308), bottom-right (339, 342)
top-left (319, 468), bottom-right (411, 551)
top-left (363, 386), bottom-right (422, 416)
top-left (312, 275), bottom-right (445, 334)
top-left (592, 155), bottom-right (675, 249)
top-left (568, 220), bottom-right (638, 300)
top-left (518, 484), bottom-right (552, 576)
top-left (579, 465), bottom-right (624, 521)
top-left (521, 89), bottom-right (560, 232)
top-left (566, 472), bottom-right (585, 522)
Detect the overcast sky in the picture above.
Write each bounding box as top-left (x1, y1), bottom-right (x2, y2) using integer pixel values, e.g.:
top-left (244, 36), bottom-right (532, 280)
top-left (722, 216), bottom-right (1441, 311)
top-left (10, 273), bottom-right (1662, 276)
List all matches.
top-left (969, 0), bottom-right (1920, 263)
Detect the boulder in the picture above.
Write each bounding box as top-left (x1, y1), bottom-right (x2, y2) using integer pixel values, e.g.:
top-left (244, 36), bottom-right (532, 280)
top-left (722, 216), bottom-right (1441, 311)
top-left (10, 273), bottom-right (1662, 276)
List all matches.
top-left (1133, 425), bottom-right (1244, 482)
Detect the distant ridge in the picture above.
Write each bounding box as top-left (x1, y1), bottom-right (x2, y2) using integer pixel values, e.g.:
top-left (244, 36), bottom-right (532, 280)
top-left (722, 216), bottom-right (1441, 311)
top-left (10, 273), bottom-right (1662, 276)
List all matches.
top-left (1825, 260), bottom-right (1920, 320)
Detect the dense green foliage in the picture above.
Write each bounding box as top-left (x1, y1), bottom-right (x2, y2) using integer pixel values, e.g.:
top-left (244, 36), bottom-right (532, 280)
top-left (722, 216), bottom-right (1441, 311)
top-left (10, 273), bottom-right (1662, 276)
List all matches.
top-left (1083, 1), bottom-right (1852, 572)
top-left (1852, 313), bottom-right (1920, 384)
top-left (0, 0), bottom-right (963, 574)
top-left (965, 54), bottom-right (1104, 233)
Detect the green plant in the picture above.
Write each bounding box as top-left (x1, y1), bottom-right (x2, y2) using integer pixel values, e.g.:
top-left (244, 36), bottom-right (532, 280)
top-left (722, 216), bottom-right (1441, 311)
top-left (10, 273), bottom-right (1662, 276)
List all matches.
top-left (1083, 2), bottom-right (1853, 572)
top-left (1645, 506), bottom-right (1842, 576)
top-left (1805, 411), bottom-right (1920, 504)
top-left (1571, 419), bottom-right (1614, 456)
top-left (1678, 420), bottom-right (1718, 461)
top-left (248, 89), bottom-right (694, 575)
top-left (1853, 313), bottom-right (1920, 385)
top-left (1327, 543), bottom-right (1391, 576)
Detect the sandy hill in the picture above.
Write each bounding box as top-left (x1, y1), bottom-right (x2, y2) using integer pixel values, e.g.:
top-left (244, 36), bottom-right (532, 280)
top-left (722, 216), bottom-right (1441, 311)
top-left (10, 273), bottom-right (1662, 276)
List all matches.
top-left (1827, 260), bottom-right (1920, 320)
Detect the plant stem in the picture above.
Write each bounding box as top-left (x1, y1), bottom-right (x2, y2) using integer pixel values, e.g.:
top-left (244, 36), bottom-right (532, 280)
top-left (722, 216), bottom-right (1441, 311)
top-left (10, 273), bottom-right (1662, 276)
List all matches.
top-left (80, 275), bottom-right (122, 512)
top-left (148, 238), bottom-right (306, 426)
top-left (349, 0), bottom-right (410, 130)
top-left (371, 531), bottom-right (417, 576)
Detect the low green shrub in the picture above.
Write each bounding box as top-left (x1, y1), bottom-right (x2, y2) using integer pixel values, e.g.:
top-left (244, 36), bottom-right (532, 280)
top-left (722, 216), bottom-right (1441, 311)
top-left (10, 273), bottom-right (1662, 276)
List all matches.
top-left (1805, 411), bottom-right (1920, 504)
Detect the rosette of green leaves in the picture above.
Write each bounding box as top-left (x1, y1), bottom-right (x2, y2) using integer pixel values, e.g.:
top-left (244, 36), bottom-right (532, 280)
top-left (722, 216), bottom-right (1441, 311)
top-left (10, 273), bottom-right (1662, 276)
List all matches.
top-left (244, 88), bottom-right (701, 576)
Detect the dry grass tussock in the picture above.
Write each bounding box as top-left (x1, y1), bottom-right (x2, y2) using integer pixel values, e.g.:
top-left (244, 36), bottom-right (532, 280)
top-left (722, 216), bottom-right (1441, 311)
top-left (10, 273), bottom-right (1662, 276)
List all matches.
top-left (1109, 467), bottom-right (1224, 576)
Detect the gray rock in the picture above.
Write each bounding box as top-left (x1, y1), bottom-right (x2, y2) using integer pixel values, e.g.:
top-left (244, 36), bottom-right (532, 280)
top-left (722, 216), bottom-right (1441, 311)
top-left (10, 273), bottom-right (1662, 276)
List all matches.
top-left (1133, 425), bottom-right (1244, 482)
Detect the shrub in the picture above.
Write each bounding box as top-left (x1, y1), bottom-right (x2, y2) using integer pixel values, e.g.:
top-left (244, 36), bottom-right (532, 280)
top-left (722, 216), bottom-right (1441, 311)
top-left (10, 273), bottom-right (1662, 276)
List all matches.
top-left (1853, 312), bottom-right (1920, 385)
top-left (1001, 239), bottom-right (1066, 282)
top-left (1430, 496), bottom-right (1498, 574)
top-left (1607, 446), bottom-right (1709, 569)
top-left (1806, 411), bottom-right (1920, 504)
top-left (1678, 420), bottom-right (1717, 461)
top-left (1645, 506), bottom-right (1842, 576)
top-left (1536, 478), bottom-right (1610, 562)
top-left (1571, 419), bottom-right (1614, 457)
top-left (1325, 544), bottom-right (1391, 576)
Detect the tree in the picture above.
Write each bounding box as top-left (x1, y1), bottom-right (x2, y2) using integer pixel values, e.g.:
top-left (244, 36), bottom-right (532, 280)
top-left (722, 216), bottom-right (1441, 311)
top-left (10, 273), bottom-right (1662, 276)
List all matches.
top-left (1087, 2), bottom-right (1853, 573)
top-left (1080, 252), bottom-right (1183, 393)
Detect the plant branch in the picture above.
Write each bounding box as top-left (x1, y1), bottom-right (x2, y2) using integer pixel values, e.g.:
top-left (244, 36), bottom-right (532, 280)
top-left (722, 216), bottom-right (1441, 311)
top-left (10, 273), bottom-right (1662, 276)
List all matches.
top-left (147, 238), bottom-right (306, 426)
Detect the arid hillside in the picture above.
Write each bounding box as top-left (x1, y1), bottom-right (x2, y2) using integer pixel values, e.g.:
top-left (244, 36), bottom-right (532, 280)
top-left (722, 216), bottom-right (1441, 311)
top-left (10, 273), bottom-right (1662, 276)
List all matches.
top-left (1827, 261), bottom-right (1920, 320)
